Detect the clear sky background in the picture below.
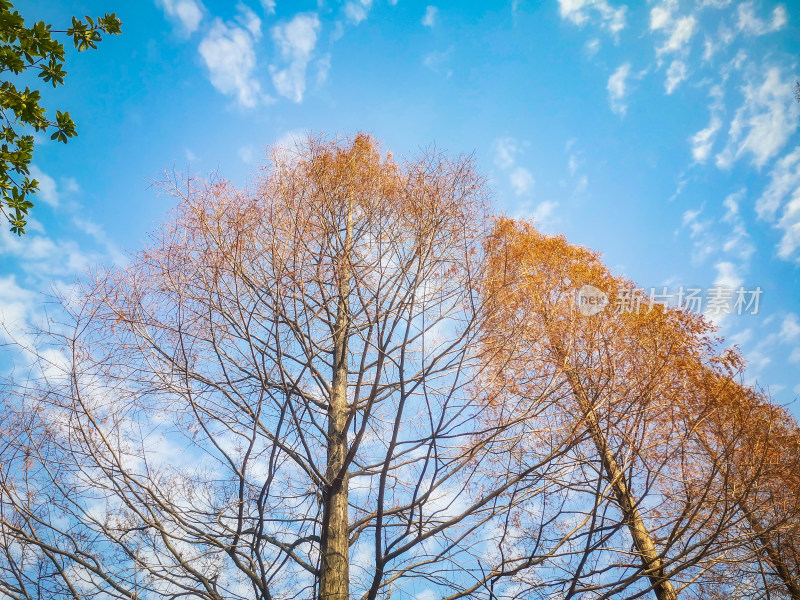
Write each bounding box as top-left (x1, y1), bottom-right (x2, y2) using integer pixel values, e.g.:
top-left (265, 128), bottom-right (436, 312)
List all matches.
top-left (3, 0), bottom-right (800, 410)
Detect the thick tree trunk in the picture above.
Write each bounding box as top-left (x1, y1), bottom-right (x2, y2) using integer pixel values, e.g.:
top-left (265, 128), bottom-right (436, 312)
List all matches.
top-left (319, 356), bottom-right (350, 600)
top-left (585, 409), bottom-right (678, 600)
top-left (319, 205), bottom-right (353, 600)
top-left (564, 370), bottom-right (679, 600)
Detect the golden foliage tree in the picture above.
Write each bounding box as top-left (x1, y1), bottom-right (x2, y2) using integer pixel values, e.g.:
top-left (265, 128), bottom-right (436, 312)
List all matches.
top-left (481, 217), bottom-right (800, 599)
top-left (1, 138), bottom-right (799, 600)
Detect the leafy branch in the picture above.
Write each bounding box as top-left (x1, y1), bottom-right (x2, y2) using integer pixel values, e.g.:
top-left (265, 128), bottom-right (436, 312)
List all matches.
top-left (0, 1), bottom-right (121, 235)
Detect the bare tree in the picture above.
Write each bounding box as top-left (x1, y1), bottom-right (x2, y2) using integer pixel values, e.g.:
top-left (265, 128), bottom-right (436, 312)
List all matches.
top-left (2, 140), bottom-right (799, 600)
top-left (0, 135), bottom-right (584, 600)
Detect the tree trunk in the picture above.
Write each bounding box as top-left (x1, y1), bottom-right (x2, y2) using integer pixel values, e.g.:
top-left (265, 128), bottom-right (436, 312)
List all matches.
top-left (564, 370), bottom-right (679, 600)
top-left (319, 205), bottom-right (353, 600)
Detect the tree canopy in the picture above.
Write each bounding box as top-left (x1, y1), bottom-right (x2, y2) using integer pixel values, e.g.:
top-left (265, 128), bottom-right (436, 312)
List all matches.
top-left (0, 134), bottom-right (798, 600)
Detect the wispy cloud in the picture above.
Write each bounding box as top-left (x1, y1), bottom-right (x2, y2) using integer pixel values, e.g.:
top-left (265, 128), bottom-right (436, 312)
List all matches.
top-left (0, 274), bottom-right (38, 346)
top-left (236, 2), bottom-right (262, 39)
top-left (198, 11), bottom-right (267, 108)
top-left (716, 67), bottom-right (800, 169)
top-left (736, 2), bottom-right (787, 36)
top-left (607, 63), bottom-right (631, 115)
top-left (664, 59), bottom-right (687, 94)
top-left (649, 0), bottom-right (676, 31)
top-left (28, 165), bottom-right (59, 207)
top-left (270, 13), bottom-right (321, 103)
top-left (344, 0), bottom-right (374, 25)
top-left (658, 15), bottom-right (697, 54)
top-left (532, 199), bottom-right (559, 225)
top-left (714, 260), bottom-right (744, 288)
top-left (492, 137), bottom-right (535, 196)
top-left (0, 224), bottom-right (103, 278)
top-left (422, 6), bottom-right (439, 28)
top-left (422, 46), bottom-right (453, 77)
top-left (557, 0), bottom-right (627, 36)
top-left (721, 189), bottom-right (755, 263)
top-left (780, 313), bottom-right (800, 343)
top-left (690, 116), bottom-right (722, 162)
top-left (157, 0), bottom-right (204, 34)
top-left (72, 217), bottom-right (127, 266)
top-left (681, 206), bottom-right (716, 265)
top-left (756, 147), bottom-right (800, 221)
top-left (509, 167), bottom-right (535, 196)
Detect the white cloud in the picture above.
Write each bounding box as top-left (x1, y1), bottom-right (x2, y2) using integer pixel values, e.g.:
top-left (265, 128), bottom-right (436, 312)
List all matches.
top-left (422, 5), bottom-right (439, 27)
top-left (700, 0), bottom-right (733, 8)
top-left (780, 313), bottom-right (800, 343)
top-left (557, 0), bottom-right (627, 35)
top-left (665, 59), bottom-right (687, 94)
top-left (422, 47), bottom-right (453, 77)
top-left (532, 200), bottom-right (558, 224)
top-left (63, 178), bottom-right (80, 194)
top-left (714, 260), bottom-right (743, 289)
top-left (236, 3), bottom-right (262, 39)
top-left (681, 207), bottom-right (716, 265)
top-left (690, 116), bottom-right (721, 162)
top-left (658, 15), bottom-right (697, 54)
top-left (716, 67), bottom-right (800, 169)
top-left (28, 165), bottom-right (59, 207)
top-left (776, 193), bottom-right (800, 260)
top-left (607, 63), bottom-right (631, 115)
top-left (0, 225), bottom-right (100, 277)
top-left (704, 23), bottom-right (740, 62)
top-left (568, 154), bottom-right (579, 175)
top-left (199, 19), bottom-right (265, 107)
top-left (729, 327), bottom-right (753, 347)
top-left (260, 0), bottom-right (276, 13)
top-left (315, 54), bottom-right (331, 87)
top-left (723, 222), bottom-right (755, 262)
top-left (344, 0), bottom-right (374, 25)
top-left (494, 137), bottom-right (519, 170)
top-left (745, 349), bottom-right (772, 372)
top-left (688, 189), bottom-right (754, 266)
top-left (0, 275), bottom-right (36, 344)
top-left (723, 190), bottom-right (742, 222)
top-left (493, 137), bottom-right (535, 197)
top-left (510, 167), bottom-right (535, 196)
top-left (270, 13), bottom-right (321, 103)
top-left (72, 217), bottom-right (127, 266)
top-left (649, 0), bottom-right (676, 31)
top-left (790, 348), bottom-right (800, 364)
top-left (238, 144), bottom-right (257, 165)
top-left (737, 2), bottom-right (787, 36)
top-left (157, 0), bottom-right (204, 34)
top-left (756, 147), bottom-right (800, 220)
top-left (683, 207), bottom-right (702, 227)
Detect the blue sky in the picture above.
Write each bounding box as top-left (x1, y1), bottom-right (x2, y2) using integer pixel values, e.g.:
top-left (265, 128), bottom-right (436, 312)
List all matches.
top-left (2, 0), bottom-right (800, 408)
